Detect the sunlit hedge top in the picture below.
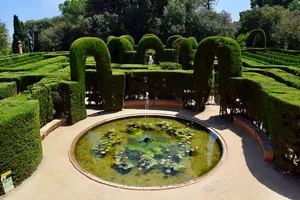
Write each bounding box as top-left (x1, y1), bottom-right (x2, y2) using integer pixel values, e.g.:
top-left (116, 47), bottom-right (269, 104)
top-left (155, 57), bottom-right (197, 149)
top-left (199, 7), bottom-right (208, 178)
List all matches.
top-left (189, 37), bottom-right (198, 49)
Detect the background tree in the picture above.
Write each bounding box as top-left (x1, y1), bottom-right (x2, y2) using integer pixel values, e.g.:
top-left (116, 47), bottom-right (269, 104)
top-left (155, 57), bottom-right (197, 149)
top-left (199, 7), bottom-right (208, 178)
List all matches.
top-left (12, 15), bottom-right (29, 53)
top-left (201, 0), bottom-right (218, 10)
top-left (25, 19), bottom-right (53, 52)
top-left (288, 0), bottom-right (300, 10)
top-left (0, 20), bottom-right (10, 55)
top-left (251, 0), bottom-right (293, 8)
top-left (238, 5), bottom-right (286, 46)
top-left (272, 11), bottom-right (300, 49)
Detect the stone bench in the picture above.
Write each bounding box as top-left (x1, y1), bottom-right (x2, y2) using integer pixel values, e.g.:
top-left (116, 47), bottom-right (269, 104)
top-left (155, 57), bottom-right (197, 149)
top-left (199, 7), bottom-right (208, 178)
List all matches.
top-left (233, 116), bottom-right (274, 161)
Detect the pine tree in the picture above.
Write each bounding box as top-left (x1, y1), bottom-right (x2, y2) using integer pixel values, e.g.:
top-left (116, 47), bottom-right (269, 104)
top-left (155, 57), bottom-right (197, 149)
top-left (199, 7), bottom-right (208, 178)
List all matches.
top-left (12, 15), bottom-right (29, 53)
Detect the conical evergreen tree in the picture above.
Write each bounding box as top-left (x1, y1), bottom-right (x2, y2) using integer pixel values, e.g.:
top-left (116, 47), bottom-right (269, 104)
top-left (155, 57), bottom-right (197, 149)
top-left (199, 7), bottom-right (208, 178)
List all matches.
top-left (12, 15), bottom-right (29, 53)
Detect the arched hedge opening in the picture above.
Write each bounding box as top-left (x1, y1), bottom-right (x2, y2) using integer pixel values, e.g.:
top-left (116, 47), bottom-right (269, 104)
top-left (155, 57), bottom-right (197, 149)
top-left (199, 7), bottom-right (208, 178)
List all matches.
top-left (70, 37), bottom-right (125, 121)
top-left (136, 36), bottom-right (164, 64)
top-left (166, 35), bottom-right (182, 48)
top-left (246, 29), bottom-right (266, 48)
top-left (194, 36), bottom-right (242, 111)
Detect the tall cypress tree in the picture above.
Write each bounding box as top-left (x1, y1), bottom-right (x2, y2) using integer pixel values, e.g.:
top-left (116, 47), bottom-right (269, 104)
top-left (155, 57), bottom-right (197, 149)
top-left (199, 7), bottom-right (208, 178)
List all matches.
top-left (12, 15), bottom-right (29, 53)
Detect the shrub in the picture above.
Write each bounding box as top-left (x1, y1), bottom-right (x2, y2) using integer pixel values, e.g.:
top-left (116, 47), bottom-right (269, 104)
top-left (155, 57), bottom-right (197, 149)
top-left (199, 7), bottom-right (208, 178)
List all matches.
top-left (136, 36), bottom-right (164, 64)
top-left (165, 35), bottom-right (182, 48)
top-left (0, 82), bottom-right (17, 100)
top-left (194, 36), bottom-right (242, 111)
top-left (246, 29), bottom-right (267, 48)
top-left (160, 62), bottom-right (182, 70)
top-left (188, 37), bottom-right (198, 49)
top-left (0, 94), bottom-right (42, 195)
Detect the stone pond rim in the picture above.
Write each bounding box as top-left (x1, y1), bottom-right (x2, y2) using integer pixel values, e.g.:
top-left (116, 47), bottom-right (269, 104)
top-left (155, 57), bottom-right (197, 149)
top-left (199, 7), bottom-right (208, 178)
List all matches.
top-left (69, 112), bottom-right (227, 190)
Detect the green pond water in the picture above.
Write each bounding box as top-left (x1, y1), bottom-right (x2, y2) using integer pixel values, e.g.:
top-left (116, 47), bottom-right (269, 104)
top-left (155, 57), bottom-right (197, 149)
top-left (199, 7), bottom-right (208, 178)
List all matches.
top-left (75, 116), bottom-right (222, 187)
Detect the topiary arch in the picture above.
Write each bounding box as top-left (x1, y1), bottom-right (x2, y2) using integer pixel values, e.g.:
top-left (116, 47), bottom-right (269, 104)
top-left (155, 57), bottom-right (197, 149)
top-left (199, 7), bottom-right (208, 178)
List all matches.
top-left (70, 37), bottom-right (125, 121)
top-left (166, 35), bottom-right (182, 48)
top-left (194, 36), bottom-right (242, 112)
top-left (246, 29), bottom-right (266, 48)
top-left (107, 37), bottom-right (134, 63)
top-left (136, 36), bottom-right (165, 64)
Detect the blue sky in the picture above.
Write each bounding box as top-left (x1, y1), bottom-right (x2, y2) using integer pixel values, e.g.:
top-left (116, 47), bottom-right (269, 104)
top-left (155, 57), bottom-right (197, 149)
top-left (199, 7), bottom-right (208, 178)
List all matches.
top-left (1, 0), bottom-right (250, 37)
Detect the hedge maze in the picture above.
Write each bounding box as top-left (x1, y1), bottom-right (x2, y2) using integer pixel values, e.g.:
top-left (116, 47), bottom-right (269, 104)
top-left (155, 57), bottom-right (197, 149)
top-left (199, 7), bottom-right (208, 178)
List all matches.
top-left (1, 33), bottom-right (300, 194)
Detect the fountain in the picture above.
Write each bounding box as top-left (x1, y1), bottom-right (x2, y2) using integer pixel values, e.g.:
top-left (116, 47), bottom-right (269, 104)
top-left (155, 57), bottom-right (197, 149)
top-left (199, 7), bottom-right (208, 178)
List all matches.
top-left (72, 115), bottom-right (224, 189)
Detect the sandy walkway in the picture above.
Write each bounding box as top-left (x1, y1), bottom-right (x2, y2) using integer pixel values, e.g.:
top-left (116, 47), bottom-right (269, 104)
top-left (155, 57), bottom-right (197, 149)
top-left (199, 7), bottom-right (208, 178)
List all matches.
top-left (1, 106), bottom-right (299, 200)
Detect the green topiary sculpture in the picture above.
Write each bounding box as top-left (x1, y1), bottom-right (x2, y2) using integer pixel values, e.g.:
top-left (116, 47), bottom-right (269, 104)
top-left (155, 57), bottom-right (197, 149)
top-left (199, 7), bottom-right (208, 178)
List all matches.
top-left (136, 36), bottom-right (164, 64)
top-left (194, 36), bottom-right (242, 111)
top-left (246, 29), bottom-right (266, 48)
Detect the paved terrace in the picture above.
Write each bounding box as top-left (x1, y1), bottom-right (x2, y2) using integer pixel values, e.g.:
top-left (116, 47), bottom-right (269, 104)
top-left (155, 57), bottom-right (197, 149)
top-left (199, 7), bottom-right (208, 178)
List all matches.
top-left (1, 106), bottom-right (299, 200)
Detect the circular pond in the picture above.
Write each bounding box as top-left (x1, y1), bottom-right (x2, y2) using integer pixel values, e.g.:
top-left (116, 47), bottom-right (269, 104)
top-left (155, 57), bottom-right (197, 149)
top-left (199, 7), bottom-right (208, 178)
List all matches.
top-left (70, 114), bottom-right (226, 189)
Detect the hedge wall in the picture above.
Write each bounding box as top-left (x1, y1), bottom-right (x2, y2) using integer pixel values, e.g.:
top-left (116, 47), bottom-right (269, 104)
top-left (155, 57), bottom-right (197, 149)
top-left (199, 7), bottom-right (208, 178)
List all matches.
top-left (165, 35), bottom-right (182, 48)
top-left (0, 82), bottom-right (17, 100)
top-left (230, 72), bottom-right (300, 174)
top-left (246, 29), bottom-right (266, 49)
top-left (85, 69), bottom-right (195, 109)
top-left (179, 38), bottom-right (193, 70)
top-left (136, 36), bottom-right (165, 64)
top-left (194, 36), bottom-right (242, 111)
top-left (162, 49), bottom-right (176, 62)
top-left (0, 95), bottom-right (42, 195)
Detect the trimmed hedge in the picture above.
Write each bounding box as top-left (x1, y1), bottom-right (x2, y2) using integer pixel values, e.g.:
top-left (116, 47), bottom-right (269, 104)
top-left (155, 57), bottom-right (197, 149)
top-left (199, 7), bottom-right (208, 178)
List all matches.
top-left (120, 35), bottom-right (135, 46)
top-left (160, 62), bottom-right (182, 70)
top-left (136, 36), bottom-right (165, 64)
top-left (194, 36), bottom-right (242, 111)
top-left (0, 56), bottom-right (68, 72)
top-left (0, 82), bottom-right (17, 100)
top-left (107, 36), bottom-right (116, 44)
top-left (189, 37), bottom-right (198, 49)
top-left (85, 70), bottom-right (125, 110)
top-left (0, 94), bottom-right (42, 195)
top-left (86, 69), bottom-right (195, 108)
top-left (142, 34), bottom-right (159, 39)
top-left (165, 35), bottom-right (182, 48)
top-left (179, 38), bottom-right (193, 70)
top-left (246, 29), bottom-right (266, 48)
top-left (70, 37), bottom-right (124, 119)
top-left (230, 72), bottom-right (300, 174)
top-left (162, 49), bottom-right (176, 62)
top-left (107, 37), bottom-right (134, 63)
top-left (0, 53), bottom-right (44, 68)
